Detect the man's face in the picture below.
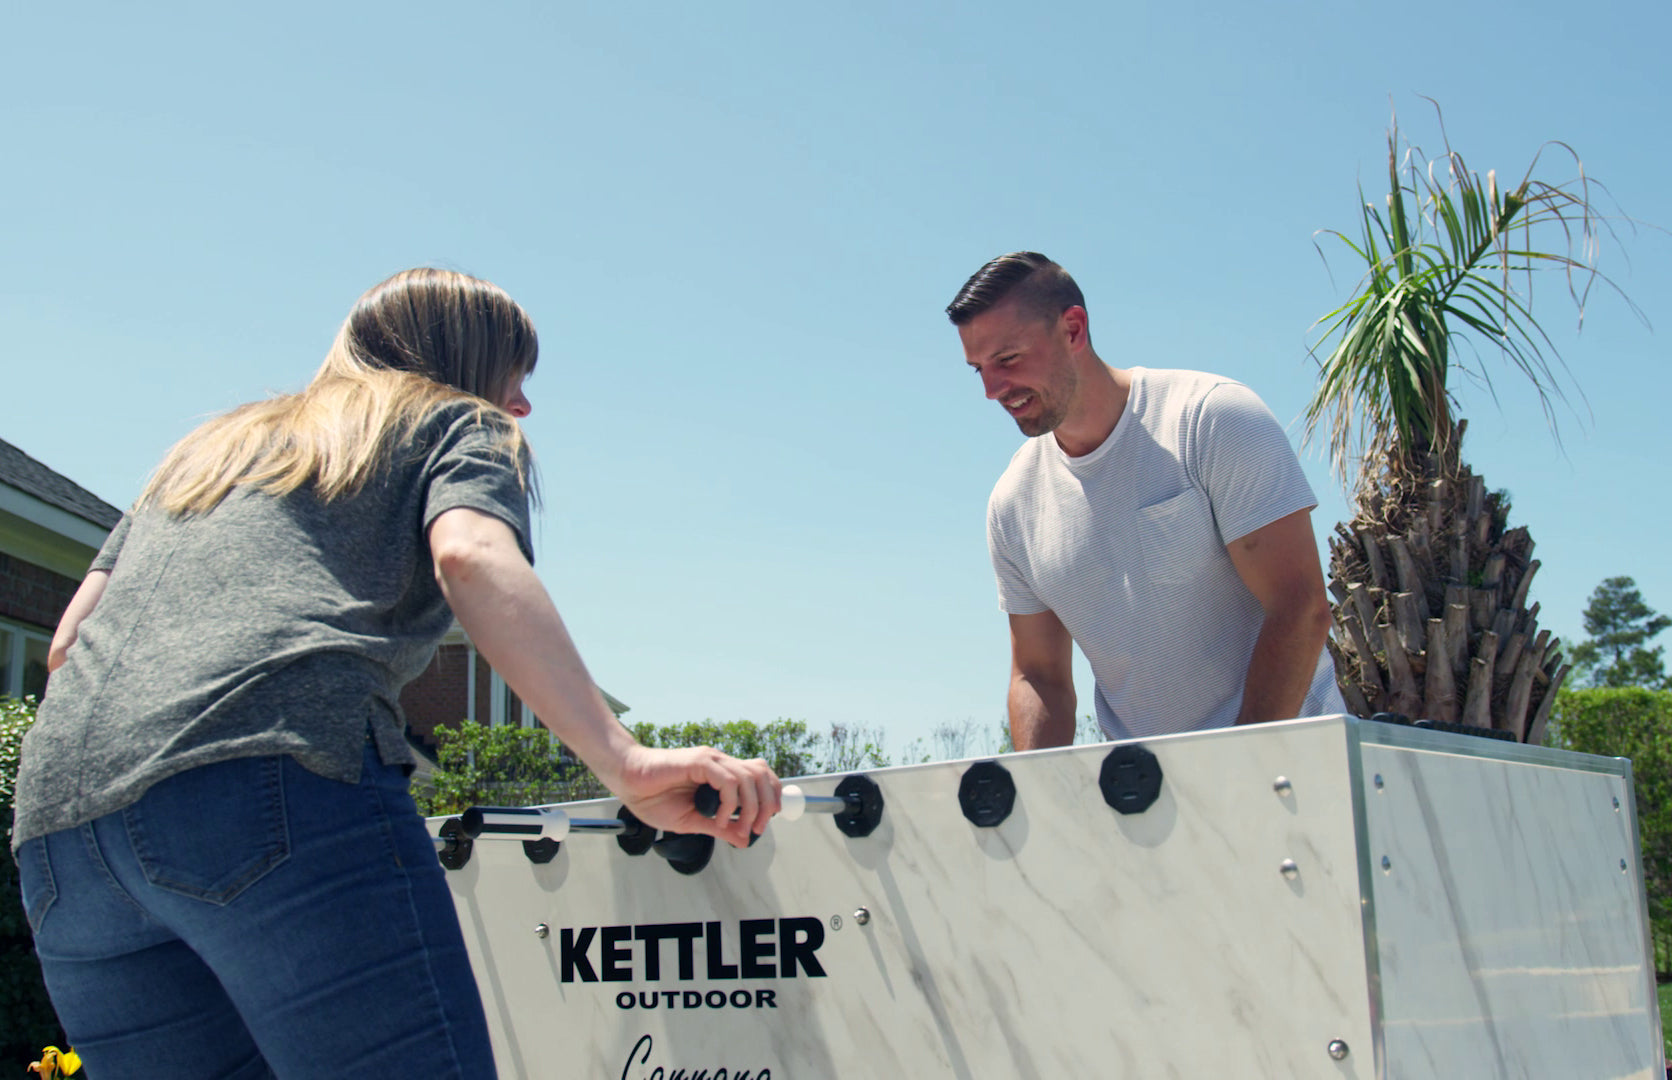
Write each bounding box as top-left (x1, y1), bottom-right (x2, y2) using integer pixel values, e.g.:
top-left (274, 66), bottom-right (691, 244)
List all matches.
top-left (959, 299), bottom-right (1079, 438)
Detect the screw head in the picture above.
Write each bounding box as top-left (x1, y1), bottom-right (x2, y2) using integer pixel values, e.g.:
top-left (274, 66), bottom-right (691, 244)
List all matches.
top-left (1280, 859), bottom-right (1300, 880)
top-left (1373, 773), bottom-right (1384, 790)
top-left (1273, 776), bottom-right (1292, 795)
top-left (1613, 796), bottom-right (1621, 811)
top-left (1327, 1039), bottom-right (1350, 1060)
top-left (1621, 859), bottom-right (1629, 872)
top-left (534, 923), bottom-right (550, 939)
top-left (853, 907), bottom-right (871, 926)
top-left (1381, 855), bottom-right (1392, 872)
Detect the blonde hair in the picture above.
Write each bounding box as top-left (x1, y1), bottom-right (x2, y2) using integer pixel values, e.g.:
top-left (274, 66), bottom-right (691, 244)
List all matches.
top-left (141, 268), bottom-right (538, 516)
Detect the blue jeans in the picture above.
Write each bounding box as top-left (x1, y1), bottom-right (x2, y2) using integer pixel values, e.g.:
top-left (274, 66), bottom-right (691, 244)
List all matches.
top-left (15, 741), bottom-right (494, 1079)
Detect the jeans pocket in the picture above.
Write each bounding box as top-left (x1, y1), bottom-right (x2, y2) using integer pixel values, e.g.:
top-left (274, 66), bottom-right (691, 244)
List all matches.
top-left (124, 756), bottom-right (291, 905)
top-left (15, 837), bottom-right (58, 935)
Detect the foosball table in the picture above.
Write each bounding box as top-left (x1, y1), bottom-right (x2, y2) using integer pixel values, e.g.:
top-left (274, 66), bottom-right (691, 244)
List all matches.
top-left (427, 714), bottom-right (1667, 1078)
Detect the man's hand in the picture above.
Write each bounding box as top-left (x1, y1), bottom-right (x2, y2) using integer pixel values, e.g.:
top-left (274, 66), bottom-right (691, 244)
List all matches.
top-left (1008, 609), bottom-right (1077, 749)
top-left (1225, 508), bottom-right (1334, 725)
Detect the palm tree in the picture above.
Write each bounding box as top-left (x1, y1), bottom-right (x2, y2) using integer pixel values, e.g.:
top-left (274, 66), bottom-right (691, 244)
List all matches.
top-left (1304, 103), bottom-right (1641, 744)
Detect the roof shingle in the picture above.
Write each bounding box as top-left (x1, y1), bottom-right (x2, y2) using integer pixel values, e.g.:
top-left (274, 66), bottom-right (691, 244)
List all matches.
top-left (0, 437), bottom-right (123, 530)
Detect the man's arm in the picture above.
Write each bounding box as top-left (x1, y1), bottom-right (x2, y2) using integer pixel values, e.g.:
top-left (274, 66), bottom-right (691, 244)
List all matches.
top-left (1224, 507), bottom-right (1334, 725)
top-left (49, 570), bottom-right (110, 672)
top-left (1008, 609), bottom-right (1076, 749)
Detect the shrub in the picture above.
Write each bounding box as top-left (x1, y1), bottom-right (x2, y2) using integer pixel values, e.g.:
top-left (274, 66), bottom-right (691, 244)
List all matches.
top-left (416, 721), bottom-right (606, 816)
top-left (417, 715), bottom-right (912, 820)
top-left (1546, 687), bottom-right (1672, 975)
top-left (1, 696), bottom-right (66, 1067)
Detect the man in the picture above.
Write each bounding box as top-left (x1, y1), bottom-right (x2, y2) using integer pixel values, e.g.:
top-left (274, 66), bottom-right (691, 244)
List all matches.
top-left (948, 252), bottom-right (1344, 749)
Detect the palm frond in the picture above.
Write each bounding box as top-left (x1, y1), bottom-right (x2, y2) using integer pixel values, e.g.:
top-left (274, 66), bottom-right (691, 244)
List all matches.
top-left (1303, 103), bottom-right (1641, 484)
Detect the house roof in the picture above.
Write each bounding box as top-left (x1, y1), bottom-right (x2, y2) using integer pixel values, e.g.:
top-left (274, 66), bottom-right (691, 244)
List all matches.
top-left (0, 437), bottom-right (123, 530)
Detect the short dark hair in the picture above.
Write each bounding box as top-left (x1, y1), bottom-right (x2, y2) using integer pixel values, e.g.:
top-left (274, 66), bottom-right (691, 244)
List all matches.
top-left (945, 252), bottom-right (1086, 326)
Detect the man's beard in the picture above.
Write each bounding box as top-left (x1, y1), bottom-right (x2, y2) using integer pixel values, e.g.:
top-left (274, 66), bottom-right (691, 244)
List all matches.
top-left (1011, 366), bottom-right (1076, 437)
top-left (1015, 401), bottom-right (1066, 437)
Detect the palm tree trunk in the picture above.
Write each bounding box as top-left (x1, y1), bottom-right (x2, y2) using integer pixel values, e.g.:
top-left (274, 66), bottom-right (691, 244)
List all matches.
top-left (1326, 419), bottom-right (1571, 742)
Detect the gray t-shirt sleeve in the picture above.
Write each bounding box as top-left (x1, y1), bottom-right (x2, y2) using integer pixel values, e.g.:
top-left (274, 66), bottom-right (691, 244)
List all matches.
top-left (1189, 382), bottom-right (1317, 545)
top-left (89, 512), bottom-right (132, 573)
top-left (421, 410), bottom-right (536, 564)
top-left (988, 497), bottom-right (1049, 615)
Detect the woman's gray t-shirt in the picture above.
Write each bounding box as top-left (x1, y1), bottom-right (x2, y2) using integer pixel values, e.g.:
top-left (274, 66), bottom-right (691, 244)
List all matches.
top-left (10, 401), bottom-right (533, 850)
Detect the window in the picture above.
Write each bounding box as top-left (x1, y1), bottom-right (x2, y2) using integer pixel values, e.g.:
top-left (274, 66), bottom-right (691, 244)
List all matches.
top-left (22, 636), bottom-right (47, 701)
top-left (0, 618), bottom-right (52, 701)
top-left (489, 670), bottom-right (509, 727)
top-left (469, 640), bottom-right (550, 742)
top-left (0, 626), bottom-right (12, 697)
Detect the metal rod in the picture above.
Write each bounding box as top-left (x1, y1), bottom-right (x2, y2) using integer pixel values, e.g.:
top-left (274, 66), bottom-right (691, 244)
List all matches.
top-left (566, 818), bottom-right (628, 834)
top-left (449, 781), bottom-right (866, 852)
top-left (461, 805), bottom-right (570, 841)
top-left (695, 783), bottom-right (858, 822)
top-left (450, 807), bottom-right (635, 844)
top-left (781, 786), bottom-right (861, 821)
top-left (434, 816), bottom-right (626, 855)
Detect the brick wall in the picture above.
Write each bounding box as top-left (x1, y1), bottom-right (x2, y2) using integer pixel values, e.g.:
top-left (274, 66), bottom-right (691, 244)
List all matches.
top-left (469, 650), bottom-right (525, 728)
top-left (0, 552), bottom-right (78, 631)
top-left (400, 643), bottom-right (473, 750)
top-left (400, 643), bottom-right (531, 753)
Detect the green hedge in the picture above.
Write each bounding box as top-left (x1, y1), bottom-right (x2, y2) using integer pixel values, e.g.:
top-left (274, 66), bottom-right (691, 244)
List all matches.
top-left (416, 721), bottom-right (608, 816)
top-left (415, 716), bottom-right (841, 818)
top-left (1546, 686), bottom-right (1672, 976)
top-left (1, 696), bottom-right (66, 1068)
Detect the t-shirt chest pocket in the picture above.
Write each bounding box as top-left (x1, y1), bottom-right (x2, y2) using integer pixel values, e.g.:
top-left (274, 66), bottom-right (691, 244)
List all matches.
top-left (1135, 486), bottom-right (1220, 586)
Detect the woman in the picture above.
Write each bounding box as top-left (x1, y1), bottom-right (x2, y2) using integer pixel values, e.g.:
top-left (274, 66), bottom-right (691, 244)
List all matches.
top-left (10, 268), bottom-right (779, 1078)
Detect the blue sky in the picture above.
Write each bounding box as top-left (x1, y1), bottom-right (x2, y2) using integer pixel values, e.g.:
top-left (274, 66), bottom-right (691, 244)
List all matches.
top-left (4, 0), bottom-right (1668, 757)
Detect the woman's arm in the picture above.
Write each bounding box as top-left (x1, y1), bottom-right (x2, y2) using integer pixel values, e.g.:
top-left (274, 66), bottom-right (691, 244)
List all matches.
top-left (49, 569), bottom-right (110, 672)
top-left (427, 506), bottom-right (779, 847)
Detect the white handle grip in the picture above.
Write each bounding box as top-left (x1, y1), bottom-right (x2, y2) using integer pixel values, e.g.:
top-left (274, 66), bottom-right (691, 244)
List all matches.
top-left (781, 784), bottom-right (807, 822)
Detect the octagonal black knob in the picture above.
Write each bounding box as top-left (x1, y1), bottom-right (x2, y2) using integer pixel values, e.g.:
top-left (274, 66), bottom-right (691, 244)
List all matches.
top-left (652, 831), bottom-right (715, 875)
top-left (958, 760), bottom-right (1016, 827)
top-left (1099, 744), bottom-right (1163, 815)
top-left (436, 817), bottom-right (473, 870)
top-left (522, 838), bottom-right (562, 864)
top-left (833, 774), bottom-right (884, 838)
top-left (615, 806), bottom-right (655, 856)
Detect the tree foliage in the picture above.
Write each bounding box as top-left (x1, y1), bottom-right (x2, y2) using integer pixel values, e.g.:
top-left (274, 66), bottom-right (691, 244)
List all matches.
top-left (0, 697), bottom-right (68, 1067)
top-left (416, 711), bottom-right (1088, 818)
top-left (417, 716), bottom-right (904, 816)
top-left (1545, 687), bottom-right (1671, 973)
top-left (627, 718), bottom-right (825, 778)
top-left (918, 715), bottom-right (1099, 762)
top-left (1305, 102), bottom-right (1647, 740)
top-left (1305, 100), bottom-right (1636, 481)
top-left (1569, 576), bottom-right (1670, 690)
top-left (813, 722), bottom-right (892, 774)
top-left (416, 721), bottom-right (606, 816)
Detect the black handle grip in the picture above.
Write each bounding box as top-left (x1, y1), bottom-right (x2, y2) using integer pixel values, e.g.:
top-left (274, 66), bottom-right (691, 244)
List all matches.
top-left (694, 783), bottom-right (721, 819)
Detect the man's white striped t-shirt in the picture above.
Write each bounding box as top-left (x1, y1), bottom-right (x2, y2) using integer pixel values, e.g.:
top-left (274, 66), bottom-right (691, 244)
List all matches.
top-left (986, 366), bottom-right (1345, 740)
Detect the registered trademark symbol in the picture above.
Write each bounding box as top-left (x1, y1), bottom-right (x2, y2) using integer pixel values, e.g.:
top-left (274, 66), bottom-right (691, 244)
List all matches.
top-left (829, 914), bottom-right (843, 931)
